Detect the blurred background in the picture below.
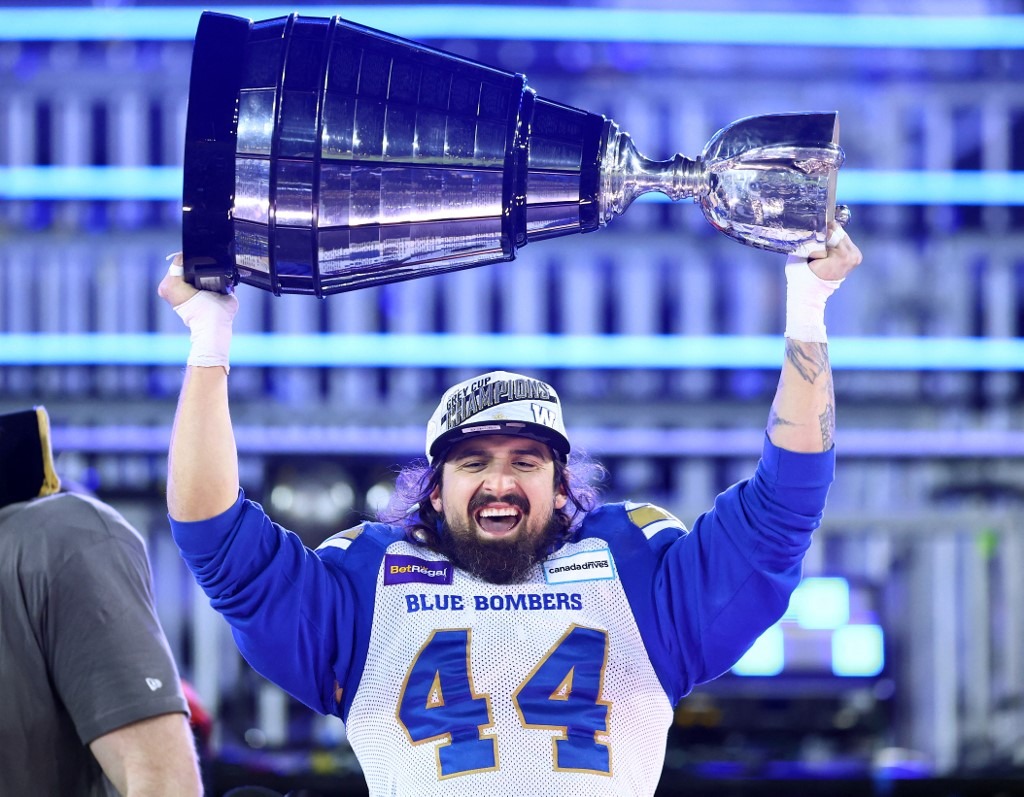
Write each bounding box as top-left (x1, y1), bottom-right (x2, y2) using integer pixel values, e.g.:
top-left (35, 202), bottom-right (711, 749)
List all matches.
top-left (3, 0), bottom-right (1024, 794)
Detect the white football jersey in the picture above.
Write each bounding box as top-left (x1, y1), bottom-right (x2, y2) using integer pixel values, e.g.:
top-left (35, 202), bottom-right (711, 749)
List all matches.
top-left (344, 534), bottom-right (673, 797)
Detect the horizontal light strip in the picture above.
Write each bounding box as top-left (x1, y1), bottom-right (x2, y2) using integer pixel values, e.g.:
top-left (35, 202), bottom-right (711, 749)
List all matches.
top-left (3, 167), bottom-right (1024, 206)
top-left (3, 333), bottom-right (1024, 370)
top-left (4, 7), bottom-right (1024, 48)
top-left (49, 424), bottom-right (1024, 458)
top-left (0, 167), bottom-right (183, 201)
top-left (832, 169), bottom-right (1024, 207)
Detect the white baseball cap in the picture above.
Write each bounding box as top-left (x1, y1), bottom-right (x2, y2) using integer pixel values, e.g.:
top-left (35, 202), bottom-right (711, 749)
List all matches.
top-left (425, 370), bottom-right (570, 464)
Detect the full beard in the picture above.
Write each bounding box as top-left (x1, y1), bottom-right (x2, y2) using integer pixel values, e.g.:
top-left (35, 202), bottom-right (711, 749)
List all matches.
top-left (437, 511), bottom-right (565, 585)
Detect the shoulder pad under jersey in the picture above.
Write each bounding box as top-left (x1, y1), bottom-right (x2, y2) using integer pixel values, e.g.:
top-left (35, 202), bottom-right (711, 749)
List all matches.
top-left (317, 523), bottom-right (367, 553)
top-left (623, 501), bottom-right (688, 539)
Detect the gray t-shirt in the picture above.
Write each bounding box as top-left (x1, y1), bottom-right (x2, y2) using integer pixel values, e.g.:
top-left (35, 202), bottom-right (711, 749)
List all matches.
top-left (0, 493), bottom-right (190, 796)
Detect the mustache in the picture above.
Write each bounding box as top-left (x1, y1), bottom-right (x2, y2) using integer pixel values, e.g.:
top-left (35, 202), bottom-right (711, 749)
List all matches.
top-left (468, 493), bottom-right (530, 515)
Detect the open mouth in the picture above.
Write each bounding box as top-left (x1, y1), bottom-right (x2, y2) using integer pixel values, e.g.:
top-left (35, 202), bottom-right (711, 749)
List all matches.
top-left (475, 506), bottom-right (523, 535)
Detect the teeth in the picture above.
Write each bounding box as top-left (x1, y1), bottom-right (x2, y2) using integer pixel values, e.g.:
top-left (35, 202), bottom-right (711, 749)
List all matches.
top-left (479, 508), bottom-right (518, 518)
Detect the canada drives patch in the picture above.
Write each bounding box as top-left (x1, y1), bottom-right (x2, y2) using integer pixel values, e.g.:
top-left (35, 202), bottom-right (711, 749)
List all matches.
top-left (543, 548), bottom-right (616, 585)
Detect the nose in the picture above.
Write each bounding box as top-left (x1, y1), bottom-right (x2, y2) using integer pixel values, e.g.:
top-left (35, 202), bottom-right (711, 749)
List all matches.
top-left (480, 459), bottom-right (518, 496)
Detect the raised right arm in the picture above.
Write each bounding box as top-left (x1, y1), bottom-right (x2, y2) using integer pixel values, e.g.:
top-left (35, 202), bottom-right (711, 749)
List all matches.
top-left (158, 256), bottom-right (240, 521)
top-left (159, 260), bottom-right (358, 717)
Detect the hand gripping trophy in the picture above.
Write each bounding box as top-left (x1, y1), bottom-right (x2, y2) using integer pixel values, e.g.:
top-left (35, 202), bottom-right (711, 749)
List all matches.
top-left (182, 11), bottom-right (850, 296)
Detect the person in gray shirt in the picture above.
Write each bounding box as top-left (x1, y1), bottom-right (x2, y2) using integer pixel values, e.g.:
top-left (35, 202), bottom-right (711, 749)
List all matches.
top-left (0, 406), bottom-right (202, 796)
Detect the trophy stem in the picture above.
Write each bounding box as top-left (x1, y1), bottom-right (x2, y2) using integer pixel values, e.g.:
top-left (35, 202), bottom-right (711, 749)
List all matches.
top-left (598, 120), bottom-right (704, 227)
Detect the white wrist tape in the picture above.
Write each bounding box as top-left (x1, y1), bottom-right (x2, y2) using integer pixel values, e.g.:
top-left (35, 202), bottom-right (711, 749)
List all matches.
top-left (784, 256), bottom-right (844, 343)
top-left (173, 291), bottom-right (239, 372)
top-left (166, 251), bottom-right (184, 277)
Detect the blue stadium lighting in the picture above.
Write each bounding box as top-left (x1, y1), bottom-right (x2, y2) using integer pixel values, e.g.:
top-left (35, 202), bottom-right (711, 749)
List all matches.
top-left (734, 578), bottom-right (885, 679)
top-left (4, 7), bottom-right (1024, 48)
top-left (785, 577), bottom-right (850, 630)
top-left (836, 169), bottom-right (1024, 206)
top-left (832, 625), bottom-right (885, 677)
top-left (3, 167), bottom-right (1023, 206)
top-left (731, 625), bottom-right (785, 677)
top-left (0, 167), bottom-right (182, 201)
top-left (4, 333), bottom-right (1024, 371)
top-left (43, 424), bottom-right (1024, 458)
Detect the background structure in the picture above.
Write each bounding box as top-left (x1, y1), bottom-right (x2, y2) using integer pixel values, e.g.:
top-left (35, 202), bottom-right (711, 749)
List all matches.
top-left (3, 1), bottom-right (1024, 794)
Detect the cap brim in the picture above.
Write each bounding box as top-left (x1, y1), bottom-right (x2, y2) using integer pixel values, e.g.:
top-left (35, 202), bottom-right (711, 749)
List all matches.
top-left (429, 421), bottom-right (569, 463)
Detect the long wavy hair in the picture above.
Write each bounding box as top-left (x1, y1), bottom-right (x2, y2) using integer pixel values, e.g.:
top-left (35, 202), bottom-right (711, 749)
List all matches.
top-left (377, 449), bottom-right (607, 551)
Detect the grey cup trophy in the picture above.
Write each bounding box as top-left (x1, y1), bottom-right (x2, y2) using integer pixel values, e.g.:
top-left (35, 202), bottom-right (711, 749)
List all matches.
top-left (183, 12), bottom-right (849, 296)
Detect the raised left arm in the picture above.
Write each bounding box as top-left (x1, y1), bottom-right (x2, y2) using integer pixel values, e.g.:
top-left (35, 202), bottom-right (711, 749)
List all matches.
top-left (767, 224), bottom-right (862, 453)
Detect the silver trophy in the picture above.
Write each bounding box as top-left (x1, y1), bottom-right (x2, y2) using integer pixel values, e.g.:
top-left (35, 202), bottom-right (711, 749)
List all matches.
top-left (183, 12), bottom-right (849, 296)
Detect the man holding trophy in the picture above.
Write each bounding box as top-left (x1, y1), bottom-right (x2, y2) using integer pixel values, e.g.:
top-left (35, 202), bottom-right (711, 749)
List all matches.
top-left (161, 9), bottom-right (862, 796)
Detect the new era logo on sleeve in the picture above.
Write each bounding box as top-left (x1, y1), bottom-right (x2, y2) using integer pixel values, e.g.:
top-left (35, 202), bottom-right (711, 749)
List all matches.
top-left (145, 677), bottom-right (163, 691)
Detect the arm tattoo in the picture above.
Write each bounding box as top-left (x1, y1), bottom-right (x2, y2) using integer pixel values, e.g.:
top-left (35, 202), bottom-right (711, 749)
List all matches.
top-left (819, 402), bottom-right (835, 449)
top-left (785, 340), bottom-right (829, 384)
top-left (767, 408), bottom-right (796, 436)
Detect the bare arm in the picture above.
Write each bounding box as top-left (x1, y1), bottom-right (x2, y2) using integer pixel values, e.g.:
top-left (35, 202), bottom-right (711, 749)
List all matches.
top-left (158, 263), bottom-right (240, 521)
top-left (766, 225), bottom-right (862, 453)
top-left (89, 713), bottom-right (202, 796)
top-left (767, 339), bottom-right (836, 452)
